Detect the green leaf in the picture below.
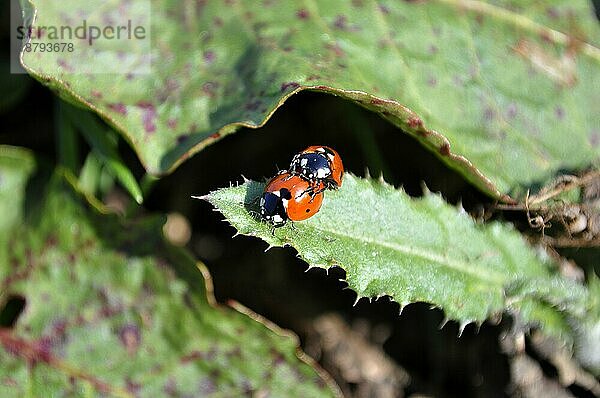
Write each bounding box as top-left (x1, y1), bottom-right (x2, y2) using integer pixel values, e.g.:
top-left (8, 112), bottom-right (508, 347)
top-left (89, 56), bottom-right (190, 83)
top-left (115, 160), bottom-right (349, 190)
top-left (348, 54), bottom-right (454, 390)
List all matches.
top-left (0, 151), bottom-right (340, 397)
top-left (55, 100), bottom-right (80, 173)
top-left (0, 146), bottom-right (36, 233)
top-left (63, 104), bottom-right (144, 204)
top-left (77, 152), bottom-right (103, 196)
top-left (20, 0), bottom-right (600, 199)
top-left (203, 174), bottom-right (595, 342)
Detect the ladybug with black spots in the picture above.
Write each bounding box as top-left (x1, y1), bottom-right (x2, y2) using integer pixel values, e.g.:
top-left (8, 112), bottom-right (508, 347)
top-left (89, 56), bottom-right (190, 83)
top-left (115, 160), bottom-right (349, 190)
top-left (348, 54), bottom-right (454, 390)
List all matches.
top-left (289, 146), bottom-right (344, 193)
top-left (260, 171), bottom-right (324, 227)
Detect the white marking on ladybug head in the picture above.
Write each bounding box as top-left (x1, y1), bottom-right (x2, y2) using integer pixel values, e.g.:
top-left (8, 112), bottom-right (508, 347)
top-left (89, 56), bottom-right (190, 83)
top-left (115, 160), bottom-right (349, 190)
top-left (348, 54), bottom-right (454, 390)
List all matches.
top-left (272, 214), bottom-right (284, 223)
top-left (316, 168), bottom-right (329, 178)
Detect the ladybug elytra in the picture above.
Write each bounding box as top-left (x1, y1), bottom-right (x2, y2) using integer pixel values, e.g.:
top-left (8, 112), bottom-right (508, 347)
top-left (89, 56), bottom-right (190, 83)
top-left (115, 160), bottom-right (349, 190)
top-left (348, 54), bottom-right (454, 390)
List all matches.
top-left (260, 171), bottom-right (324, 227)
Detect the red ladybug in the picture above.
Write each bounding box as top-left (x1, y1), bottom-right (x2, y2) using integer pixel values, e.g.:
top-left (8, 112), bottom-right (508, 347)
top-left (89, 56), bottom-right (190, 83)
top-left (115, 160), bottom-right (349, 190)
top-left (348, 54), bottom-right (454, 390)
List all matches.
top-left (260, 171), bottom-right (324, 227)
top-left (289, 146), bottom-right (344, 192)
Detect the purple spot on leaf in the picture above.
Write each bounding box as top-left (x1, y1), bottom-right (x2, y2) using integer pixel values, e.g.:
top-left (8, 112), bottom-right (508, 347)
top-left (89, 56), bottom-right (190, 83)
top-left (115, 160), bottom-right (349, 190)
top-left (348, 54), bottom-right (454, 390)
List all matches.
top-left (199, 378), bottom-right (217, 395)
top-left (137, 102), bottom-right (157, 134)
top-left (296, 9), bottom-right (309, 19)
top-left (484, 107), bottom-right (495, 121)
top-left (507, 103), bottom-right (518, 119)
top-left (270, 348), bottom-right (285, 366)
top-left (546, 7), bottom-right (560, 19)
top-left (333, 15), bottom-right (347, 30)
top-left (168, 118), bottom-right (178, 129)
top-left (181, 350), bottom-right (203, 363)
top-left (202, 82), bottom-right (218, 97)
top-left (427, 77), bottom-right (437, 87)
top-left (241, 379), bottom-right (252, 394)
top-left (227, 347), bottom-right (242, 358)
top-left (164, 378), bottom-right (178, 397)
top-left (166, 78), bottom-right (179, 93)
top-left (119, 324), bottom-right (141, 355)
top-left (555, 106), bottom-right (565, 120)
top-left (378, 4), bottom-right (390, 13)
top-left (204, 51), bottom-right (215, 64)
top-left (281, 82), bottom-right (300, 92)
top-left (540, 31), bottom-right (554, 44)
top-left (57, 59), bottom-right (74, 72)
top-left (589, 130), bottom-right (599, 147)
top-left (108, 103), bottom-right (127, 115)
top-left (126, 378), bottom-right (141, 394)
top-left (51, 319), bottom-right (68, 341)
top-left (326, 42), bottom-right (345, 57)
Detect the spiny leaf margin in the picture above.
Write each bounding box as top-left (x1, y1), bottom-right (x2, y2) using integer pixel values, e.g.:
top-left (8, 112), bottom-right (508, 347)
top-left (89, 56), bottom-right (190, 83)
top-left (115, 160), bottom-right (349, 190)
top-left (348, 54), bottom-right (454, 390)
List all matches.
top-left (204, 174), bottom-right (594, 343)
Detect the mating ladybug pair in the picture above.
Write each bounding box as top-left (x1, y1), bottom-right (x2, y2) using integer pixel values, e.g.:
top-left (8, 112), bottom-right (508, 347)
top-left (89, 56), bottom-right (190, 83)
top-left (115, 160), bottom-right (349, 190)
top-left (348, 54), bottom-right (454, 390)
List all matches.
top-left (260, 146), bottom-right (344, 227)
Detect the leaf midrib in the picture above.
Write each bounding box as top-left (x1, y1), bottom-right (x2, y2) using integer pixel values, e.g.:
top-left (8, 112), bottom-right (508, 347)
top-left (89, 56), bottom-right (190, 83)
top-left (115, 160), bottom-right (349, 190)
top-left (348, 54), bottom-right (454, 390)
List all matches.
top-left (301, 221), bottom-right (508, 286)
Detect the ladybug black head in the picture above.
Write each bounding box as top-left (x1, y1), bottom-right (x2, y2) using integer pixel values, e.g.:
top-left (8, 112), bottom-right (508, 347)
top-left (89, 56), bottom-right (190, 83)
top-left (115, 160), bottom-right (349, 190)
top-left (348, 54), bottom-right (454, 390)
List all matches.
top-left (259, 191), bottom-right (288, 227)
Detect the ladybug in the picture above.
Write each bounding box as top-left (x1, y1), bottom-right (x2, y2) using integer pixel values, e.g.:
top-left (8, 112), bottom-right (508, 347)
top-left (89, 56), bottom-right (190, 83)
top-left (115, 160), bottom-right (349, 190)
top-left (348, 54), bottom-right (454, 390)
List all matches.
top-left (289, 146), bottom-right (344, 192)
top-left (260, 171), bottom-right (324, 227)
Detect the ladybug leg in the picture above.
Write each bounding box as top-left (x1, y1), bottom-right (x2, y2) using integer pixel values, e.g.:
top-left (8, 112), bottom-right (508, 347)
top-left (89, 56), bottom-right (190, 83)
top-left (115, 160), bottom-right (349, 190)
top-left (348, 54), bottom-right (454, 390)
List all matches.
top-left (288, 220), bottom-right (297, 231)
top-left (325, 179), bottom-right (338, 191)
top-left (248, 209), bottom-right (262, 220)
top-left (306, 187), bottom-right (317, 202)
